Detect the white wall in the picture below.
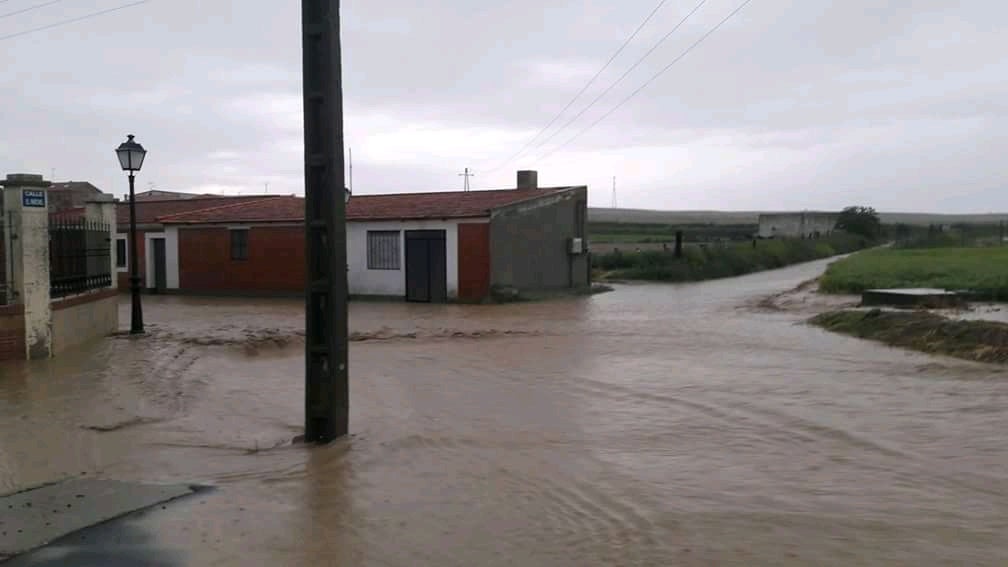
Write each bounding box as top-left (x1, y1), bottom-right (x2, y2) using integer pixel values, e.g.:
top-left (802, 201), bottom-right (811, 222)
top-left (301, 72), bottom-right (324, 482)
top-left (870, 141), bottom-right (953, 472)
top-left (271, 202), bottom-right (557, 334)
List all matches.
top-left (347, 218), bottom-right (486, 299)
top-left (143, 227), bottom-right (180, 289)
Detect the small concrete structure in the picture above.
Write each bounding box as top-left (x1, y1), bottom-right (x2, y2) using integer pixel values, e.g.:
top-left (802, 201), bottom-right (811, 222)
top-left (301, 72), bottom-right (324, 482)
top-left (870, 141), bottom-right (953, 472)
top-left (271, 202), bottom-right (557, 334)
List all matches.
top-left (2, 174), bottom-right (54, 358)
top-left (758, 211), bottom-right (839, 238)
top-left (0, 173), bottom-right (119, 360)
top-left (861, 288), bottom-right (965, 309)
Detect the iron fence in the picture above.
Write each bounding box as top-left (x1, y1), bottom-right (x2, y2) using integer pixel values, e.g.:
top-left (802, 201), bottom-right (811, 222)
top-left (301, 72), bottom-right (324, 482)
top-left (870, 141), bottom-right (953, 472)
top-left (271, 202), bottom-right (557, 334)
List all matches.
top-left (49, 218), bottom-right (112, 298)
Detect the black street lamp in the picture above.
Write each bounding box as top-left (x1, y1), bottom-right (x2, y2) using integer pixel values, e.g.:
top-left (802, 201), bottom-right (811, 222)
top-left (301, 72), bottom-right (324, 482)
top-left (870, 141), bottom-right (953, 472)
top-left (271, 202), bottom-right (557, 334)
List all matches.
top-left (115, 134), bottom-right (147, 334)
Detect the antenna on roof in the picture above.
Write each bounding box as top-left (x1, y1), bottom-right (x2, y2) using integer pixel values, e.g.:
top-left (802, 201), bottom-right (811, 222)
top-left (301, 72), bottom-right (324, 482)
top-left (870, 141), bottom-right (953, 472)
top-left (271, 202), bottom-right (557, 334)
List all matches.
top-left (349, 147), bottom-right (353, 195)
top-left (265, 182), bottom-right (269, 194)
top-left (458, 167), bottom-right (474, 192)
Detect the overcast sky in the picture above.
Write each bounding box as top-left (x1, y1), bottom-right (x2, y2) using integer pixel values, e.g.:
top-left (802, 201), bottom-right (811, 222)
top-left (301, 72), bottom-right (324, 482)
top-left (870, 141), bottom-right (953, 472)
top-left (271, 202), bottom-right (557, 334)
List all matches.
top-left (1, 0), bottom-right (1005, 212)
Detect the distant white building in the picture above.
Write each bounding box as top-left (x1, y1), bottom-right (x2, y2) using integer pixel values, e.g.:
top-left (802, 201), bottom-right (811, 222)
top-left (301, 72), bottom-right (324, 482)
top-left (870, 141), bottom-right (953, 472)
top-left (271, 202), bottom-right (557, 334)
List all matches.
top-left (758, 212), bottom-right (839, 238)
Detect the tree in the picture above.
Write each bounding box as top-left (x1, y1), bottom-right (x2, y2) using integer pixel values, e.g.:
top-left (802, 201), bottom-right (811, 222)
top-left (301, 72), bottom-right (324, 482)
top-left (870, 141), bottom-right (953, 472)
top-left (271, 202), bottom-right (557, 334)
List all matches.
top-left (835, 206), bottom-right (881, 239)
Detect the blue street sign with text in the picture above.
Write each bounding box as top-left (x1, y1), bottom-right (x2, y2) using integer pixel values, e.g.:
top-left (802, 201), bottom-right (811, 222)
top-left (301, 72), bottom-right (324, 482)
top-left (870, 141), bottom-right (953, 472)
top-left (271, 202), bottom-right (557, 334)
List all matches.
top-left (22, 190), bottom-right (45, 208)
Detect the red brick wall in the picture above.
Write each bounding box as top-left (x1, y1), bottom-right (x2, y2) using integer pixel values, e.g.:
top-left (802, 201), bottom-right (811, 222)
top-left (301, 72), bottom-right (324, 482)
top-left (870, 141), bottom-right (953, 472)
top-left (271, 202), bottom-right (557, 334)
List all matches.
top-left (0, 304), bottom-right (25, 361)
top-left (457, 223), bottom-right (491, 301)
top-left (116, 230), bottom-right (147, 291)
top-left (178, 226), bottom-right (305, 293)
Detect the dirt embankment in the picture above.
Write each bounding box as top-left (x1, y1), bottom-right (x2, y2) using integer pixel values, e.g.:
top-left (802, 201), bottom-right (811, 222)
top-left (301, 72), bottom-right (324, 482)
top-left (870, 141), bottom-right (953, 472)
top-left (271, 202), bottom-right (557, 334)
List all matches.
top-left (811, 309), bottom-right (1008, 364)
top-left (755, 278), bottom-right (1008, 365)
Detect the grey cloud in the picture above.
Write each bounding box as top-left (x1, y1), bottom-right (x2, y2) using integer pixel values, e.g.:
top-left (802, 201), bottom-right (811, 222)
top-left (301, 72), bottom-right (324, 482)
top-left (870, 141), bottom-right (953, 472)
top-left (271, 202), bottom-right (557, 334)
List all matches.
top-left (0, 0), bottom-right (1005, 211)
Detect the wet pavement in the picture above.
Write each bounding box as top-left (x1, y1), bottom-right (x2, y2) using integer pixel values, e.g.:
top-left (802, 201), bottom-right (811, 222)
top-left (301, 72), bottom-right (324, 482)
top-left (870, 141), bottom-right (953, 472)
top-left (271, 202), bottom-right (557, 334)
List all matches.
top-left (2, 257), bottom-right (1007, 565)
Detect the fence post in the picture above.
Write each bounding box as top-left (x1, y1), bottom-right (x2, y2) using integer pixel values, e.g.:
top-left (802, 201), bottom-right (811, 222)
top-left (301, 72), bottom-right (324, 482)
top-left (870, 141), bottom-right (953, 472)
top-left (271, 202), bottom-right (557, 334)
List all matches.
top-left (0, 173), bottom-right (52, 359)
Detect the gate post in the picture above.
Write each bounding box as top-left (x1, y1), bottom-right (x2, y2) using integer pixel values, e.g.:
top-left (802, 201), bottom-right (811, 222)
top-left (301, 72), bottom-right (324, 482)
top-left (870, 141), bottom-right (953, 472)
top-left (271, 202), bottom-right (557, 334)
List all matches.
top-left (0, 173), bottom-right (52, 359)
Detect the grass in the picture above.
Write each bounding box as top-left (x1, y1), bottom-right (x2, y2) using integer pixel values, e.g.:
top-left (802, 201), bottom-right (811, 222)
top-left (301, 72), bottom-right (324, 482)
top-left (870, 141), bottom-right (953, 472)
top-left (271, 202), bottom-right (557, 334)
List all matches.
top-left (811, 309), bottom-right (1008, 364)
top-left (593, 234), bottom-right (869, 282)
top-left (819, 247), bottom-right (1008, 299)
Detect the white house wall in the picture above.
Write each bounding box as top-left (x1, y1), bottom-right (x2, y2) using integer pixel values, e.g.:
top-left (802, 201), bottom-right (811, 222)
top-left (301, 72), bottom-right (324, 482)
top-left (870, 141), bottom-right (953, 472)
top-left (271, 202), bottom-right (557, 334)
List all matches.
top-left (143, 227), bottom-right (180, 289)
top-left (347, 218), bottom-right (487, 299)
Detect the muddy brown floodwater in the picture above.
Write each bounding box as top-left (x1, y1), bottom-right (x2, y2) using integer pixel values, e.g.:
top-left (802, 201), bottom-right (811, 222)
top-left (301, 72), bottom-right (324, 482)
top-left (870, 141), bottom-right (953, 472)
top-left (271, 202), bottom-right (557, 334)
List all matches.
top-left (2, 257), bottom-right (1007, 565)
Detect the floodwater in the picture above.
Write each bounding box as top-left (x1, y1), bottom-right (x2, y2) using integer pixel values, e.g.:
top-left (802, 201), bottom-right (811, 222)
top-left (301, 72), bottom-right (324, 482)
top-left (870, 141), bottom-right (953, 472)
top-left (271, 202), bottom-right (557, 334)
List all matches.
top-left (2, 257), bottom-right (1007, 565)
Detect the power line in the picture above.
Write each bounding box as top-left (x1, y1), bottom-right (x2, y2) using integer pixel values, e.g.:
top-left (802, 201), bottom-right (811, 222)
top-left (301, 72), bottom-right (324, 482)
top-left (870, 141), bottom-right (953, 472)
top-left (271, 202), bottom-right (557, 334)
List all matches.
top-left (1, 0), bottom-right (66, 20)
top-left (534, 0), bottom-right (755, 164)
top-left (482, 0), bottom-right (672, 175)
top-left (527, 0), bottom-right (707, 158)
top-left (0, 0), bottom-right (151, 41)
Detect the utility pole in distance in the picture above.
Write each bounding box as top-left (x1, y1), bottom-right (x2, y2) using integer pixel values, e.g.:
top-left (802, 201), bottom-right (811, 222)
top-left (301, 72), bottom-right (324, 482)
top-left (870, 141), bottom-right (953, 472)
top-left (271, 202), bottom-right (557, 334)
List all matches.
top-left (302, 0), bottom-right (349, 442)
top-left (459, 167), bottom-right (474, 191)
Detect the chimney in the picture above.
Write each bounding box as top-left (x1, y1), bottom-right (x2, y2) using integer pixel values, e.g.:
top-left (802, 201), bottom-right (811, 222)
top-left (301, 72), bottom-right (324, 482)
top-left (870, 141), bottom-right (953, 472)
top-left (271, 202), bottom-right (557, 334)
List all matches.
top-left (516, 170), bottom-right (538, 190)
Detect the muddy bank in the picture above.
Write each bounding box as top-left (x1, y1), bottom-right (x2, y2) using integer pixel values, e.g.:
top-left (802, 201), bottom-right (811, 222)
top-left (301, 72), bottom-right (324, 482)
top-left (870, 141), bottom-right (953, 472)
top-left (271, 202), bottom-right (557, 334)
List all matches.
top-left (811, 309), bottom-right (1008, 364)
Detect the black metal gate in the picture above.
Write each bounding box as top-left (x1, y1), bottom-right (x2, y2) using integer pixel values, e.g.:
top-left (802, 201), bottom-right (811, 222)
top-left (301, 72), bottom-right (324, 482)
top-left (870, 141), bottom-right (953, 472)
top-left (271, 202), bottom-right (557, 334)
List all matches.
top-left (405, 230), bottom-right (447, 303)
top-left (49, 218), bottom-right (112, 298)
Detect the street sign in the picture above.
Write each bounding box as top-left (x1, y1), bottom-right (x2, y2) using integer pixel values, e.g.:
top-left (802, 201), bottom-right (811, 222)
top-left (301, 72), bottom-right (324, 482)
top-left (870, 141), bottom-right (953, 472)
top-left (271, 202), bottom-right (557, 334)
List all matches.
top-left (22, 190), bottom-right (45, 208)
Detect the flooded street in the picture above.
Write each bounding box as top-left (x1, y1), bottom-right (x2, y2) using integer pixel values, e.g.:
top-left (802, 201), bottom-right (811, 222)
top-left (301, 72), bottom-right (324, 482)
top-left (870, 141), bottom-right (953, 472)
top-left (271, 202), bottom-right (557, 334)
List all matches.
top-left (2, 257), bottom-right (1007, 565)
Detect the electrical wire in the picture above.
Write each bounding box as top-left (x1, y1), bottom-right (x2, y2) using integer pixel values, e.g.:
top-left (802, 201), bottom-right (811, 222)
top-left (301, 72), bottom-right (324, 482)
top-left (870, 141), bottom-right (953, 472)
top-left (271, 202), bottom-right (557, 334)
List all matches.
top-left (533, 0), bottom-right (755, 164)
top-left (0, 0), bottom-right (151, 41)
top-left (1, 0), bottom-right (66, 20)
top-left (527, 0), bottom-right (707, 156)
top-left (481, 0), bottom-right (671, 174)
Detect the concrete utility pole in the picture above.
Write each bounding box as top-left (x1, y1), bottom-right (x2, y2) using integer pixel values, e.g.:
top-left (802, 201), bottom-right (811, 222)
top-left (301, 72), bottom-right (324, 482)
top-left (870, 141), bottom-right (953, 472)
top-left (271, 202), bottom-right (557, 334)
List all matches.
top-left (459, 167), bottom-right (474, 191)
top-left (302, 0), bottom-right (349, 442)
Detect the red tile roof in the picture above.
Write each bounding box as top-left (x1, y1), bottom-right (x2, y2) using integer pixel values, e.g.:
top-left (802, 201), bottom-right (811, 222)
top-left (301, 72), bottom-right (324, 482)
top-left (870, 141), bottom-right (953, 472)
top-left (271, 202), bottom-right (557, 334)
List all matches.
top-left (155, 187), bottom-right (576, 224)
top-left (116, 195), bottom-right (275, 225)
top-left (158, 196), bottom-right (304, 224)
top-left (346, 188), bottom-right (571, 221)
top-left (49, 207), bottom-right (85, 221)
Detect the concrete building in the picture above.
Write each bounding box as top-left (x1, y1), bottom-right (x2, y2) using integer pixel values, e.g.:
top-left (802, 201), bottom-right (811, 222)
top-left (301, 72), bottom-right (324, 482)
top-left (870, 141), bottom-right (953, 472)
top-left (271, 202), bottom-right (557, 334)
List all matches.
top-left (757, 212), bottom-right (839, 238)
top-left (111, 171), bottom-right (589, 302)
top-left (47, 181), bottom-right (104, 212)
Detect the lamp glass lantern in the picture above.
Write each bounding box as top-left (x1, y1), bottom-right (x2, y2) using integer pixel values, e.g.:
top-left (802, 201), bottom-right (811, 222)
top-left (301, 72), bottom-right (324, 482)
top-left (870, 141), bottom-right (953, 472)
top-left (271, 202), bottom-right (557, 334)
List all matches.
top-left (116, 134), bottom-right (147, 172)
top-left (345, 186), bottom-right (351, 204)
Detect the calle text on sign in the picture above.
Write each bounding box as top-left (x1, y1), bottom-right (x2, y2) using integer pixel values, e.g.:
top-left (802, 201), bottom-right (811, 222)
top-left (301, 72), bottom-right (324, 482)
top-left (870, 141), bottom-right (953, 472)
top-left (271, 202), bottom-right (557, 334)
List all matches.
top-left (22, 190), bottom-right (45, 208)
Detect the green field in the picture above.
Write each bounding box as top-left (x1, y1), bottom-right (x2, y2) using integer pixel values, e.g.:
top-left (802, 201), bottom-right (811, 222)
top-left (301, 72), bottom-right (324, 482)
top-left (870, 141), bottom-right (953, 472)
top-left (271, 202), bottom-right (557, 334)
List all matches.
top-left (593, 234), bottom-right (869, 282)
top-left (819, 247), bottom-right (1008, 299)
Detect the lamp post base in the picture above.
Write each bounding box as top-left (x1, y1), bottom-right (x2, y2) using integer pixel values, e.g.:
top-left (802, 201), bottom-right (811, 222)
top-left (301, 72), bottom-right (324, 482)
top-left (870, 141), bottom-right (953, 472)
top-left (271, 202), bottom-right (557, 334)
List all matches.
top-left (129, 275), bottom-right (144, 335)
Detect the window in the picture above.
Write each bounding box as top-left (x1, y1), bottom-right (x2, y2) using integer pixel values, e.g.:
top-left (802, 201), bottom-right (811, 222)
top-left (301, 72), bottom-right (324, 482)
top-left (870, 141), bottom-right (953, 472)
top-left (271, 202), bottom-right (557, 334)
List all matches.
top-left (367, 230), bottom-right (400, 270)
top-left (116, 238), bottom-right (127, 268)
top-left (230, 229), bottom-right (249, 260)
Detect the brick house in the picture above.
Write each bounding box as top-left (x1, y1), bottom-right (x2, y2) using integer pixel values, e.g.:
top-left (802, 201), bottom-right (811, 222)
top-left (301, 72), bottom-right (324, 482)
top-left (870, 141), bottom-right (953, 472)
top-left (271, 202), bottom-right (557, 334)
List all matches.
top-left (114, 172), bottom-right (589, 302)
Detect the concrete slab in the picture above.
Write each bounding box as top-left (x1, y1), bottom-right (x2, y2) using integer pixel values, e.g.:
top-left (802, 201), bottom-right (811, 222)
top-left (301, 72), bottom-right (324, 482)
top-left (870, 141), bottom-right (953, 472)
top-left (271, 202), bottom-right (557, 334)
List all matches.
top-left (0, 479), bottom-right (196, 559)
top-left (862, 288), bottom-right (965, 308)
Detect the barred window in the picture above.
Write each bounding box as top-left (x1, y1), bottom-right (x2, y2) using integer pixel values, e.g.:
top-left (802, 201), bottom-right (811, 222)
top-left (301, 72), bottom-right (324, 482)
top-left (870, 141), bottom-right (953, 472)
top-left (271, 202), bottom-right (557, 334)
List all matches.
top-left (116, 238), bottom-right (127, 268)
top-left (367, 231), bottom-right (400, 270)
top-left (230, 229), bottom-right (249, 260)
